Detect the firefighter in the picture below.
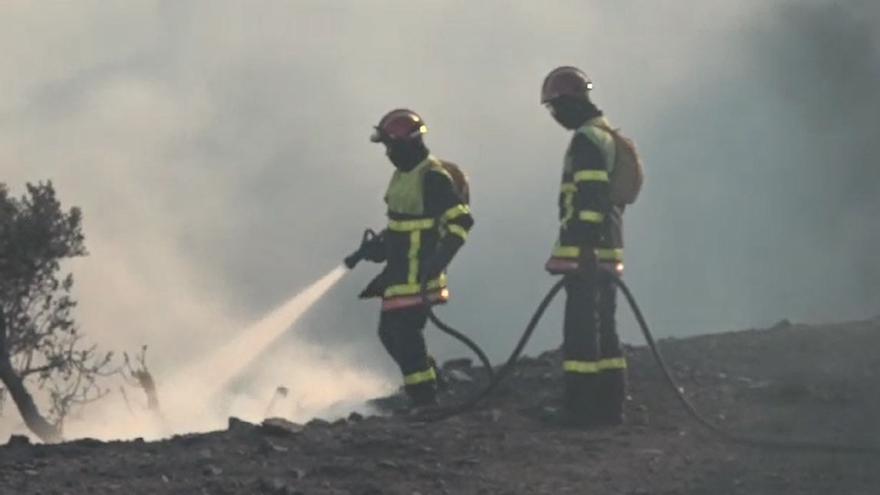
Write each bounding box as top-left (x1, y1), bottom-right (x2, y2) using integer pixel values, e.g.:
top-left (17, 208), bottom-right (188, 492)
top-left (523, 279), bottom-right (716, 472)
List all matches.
top-left (357, 109), bottom-right (474, 408)
top-left (541, 67), bottom-right (627, 427)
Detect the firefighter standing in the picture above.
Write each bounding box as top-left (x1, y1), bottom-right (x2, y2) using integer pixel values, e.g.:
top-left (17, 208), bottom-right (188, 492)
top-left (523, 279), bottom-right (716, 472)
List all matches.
top-left (356, 109), bottom-right (474, 408)
top-left (542, 67), bottom-right (627, 427)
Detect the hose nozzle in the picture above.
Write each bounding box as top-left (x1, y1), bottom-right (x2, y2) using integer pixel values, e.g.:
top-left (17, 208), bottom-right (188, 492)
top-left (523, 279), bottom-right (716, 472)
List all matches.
top-left (344, 228), bottom-right (381, 269)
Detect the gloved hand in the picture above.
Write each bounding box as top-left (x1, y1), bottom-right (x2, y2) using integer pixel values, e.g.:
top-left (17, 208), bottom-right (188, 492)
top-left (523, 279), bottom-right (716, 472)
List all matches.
top-left (358, 271), bottom-right (388, 299)
top-left (345, 229), bottom-right (387, 269)
top-left (362, 230), bottom-right (387, 263)
top-left (423, 240), bottom-right (460, 281)
top-left (576, 248), bottom-right (598, 276)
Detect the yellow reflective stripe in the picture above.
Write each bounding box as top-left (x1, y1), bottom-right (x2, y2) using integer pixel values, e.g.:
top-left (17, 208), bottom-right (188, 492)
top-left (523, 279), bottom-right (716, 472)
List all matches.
top-left (407, 230), bottom-right (421, 285)
top-left (562, 193), bottom-right (575, 226)
top-left (596, 248), bottom-right (624, 261)
top-left (563, 360), bottom-right (600, 374)
top-left (388, 218), bottom-right (435, 231)
top-left (553, 245), bottom-right (581, 259)
top-left (574, 170), bottom-right (609, 183)
top-left (597, 357), bottom-right (627, 370)
top-left (559, 182), bottom-right (577, 193)
top-left (447, 224), bottom-right (468, 241)
top-left (404, 367), bottom-right (437, 385)
top-left (442, 204), bottom-right (470, 221)
top-left (578, 210), bottom-right (605, 223)
top-left (383, 275), bottom-right (448, 298)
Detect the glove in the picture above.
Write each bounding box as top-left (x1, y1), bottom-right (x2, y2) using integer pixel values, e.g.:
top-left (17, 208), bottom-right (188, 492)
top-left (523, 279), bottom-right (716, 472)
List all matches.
top-left (576, 248), bottom-right (598, 276)
top-left (423, 240), bottom-right (460, 282)
top-left (344, 229), bottom-right (386, 269)
top-left (362, 230), bottom-right (386, 263)
top-left (358, 271), bottom-right (388, 299)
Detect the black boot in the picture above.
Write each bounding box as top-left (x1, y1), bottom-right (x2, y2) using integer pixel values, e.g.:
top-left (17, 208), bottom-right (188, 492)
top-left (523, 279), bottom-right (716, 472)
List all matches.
top-left (405, 381), bottom-right (438, 408)
top-left (595, 369), bottom-right (626, 426)
top-left (560, 373), bottom-right (600, 428)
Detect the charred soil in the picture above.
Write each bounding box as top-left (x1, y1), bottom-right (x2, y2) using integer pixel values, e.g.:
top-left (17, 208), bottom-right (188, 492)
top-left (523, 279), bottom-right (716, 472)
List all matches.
top-left (2, 318), bottom-right (880, 494)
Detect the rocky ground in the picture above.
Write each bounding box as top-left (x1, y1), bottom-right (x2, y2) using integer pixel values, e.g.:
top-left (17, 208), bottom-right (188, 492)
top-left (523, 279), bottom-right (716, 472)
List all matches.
top-left (2, 317), bottom-right (880, 495)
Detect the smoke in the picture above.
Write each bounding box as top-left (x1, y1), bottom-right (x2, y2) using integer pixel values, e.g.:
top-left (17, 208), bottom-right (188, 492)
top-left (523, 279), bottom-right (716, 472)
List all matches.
top-left (0, 1), bottom-right (877, 439)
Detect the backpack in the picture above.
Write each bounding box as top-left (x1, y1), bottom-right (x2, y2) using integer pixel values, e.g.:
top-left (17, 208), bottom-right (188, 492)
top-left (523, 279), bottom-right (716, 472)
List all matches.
top-left (595, 124), bottom-right (644, 206)
top-left (438, 161), bottom-right (471, 205)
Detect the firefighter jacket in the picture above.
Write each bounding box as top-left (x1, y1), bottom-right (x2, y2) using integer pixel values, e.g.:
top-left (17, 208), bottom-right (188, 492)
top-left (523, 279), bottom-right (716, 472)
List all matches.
top-left (363, 155), bottom-right (474, 311)
top-left (551, 115), bottom-right (624, 265)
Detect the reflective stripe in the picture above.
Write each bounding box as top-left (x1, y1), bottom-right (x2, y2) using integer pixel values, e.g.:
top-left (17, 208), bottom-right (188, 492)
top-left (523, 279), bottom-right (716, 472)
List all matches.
top-left (561, 187), bottom-right (575, 225)
top-left (442, 204), bottom-right (470, 221)
top-left (407, 230), bottom-right (421, 285)
top-left (559, 183), bottom-right (577, 193)
top-left (388, 218), bottom-right (435, 231)
top-left (578, 210), bottom-right (605, 223)
top-left (447, 224), bottom-right (468, 241)
top-left (563, 360), bottom-right (600, 374)
top-left (553, 245), bottom-right (581, 259)
top-left (404, 367), bottom-right (437, 385)
top-left (554, 245), bottom-right (624, 262)
top-left (383, 275), bottom-right (447, 298)
top-left (545, 257), bottom-right (579, 274)
top-left (382, 288), bottom-right (449, 311)
top-left (598, 357), bottom-right (627, 370)
top-left (596, 248), bottom-right (624, 261)
top-left (574, 170), bottom-right (609, 183)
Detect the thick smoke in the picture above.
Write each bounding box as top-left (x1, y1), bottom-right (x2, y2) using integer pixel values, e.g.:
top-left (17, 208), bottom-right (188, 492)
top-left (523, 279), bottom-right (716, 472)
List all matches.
top-left (0, 1), bottom-right (877, 438)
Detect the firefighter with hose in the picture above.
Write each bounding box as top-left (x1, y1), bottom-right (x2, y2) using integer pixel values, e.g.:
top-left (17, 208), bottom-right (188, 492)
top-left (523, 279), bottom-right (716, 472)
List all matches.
top-left (542, 66), bottom-right (643, 427)
top-left (345, 109), bottom-right (474, 409)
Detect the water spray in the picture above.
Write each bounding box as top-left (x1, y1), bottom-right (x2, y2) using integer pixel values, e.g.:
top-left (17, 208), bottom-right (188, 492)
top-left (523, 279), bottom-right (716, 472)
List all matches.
top-left (166, 265), bottom-right (348, 407)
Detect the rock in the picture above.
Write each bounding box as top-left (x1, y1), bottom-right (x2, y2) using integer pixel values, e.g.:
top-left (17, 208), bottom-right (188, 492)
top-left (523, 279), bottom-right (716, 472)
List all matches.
top-left (378, 459), bottom-right (400, 469)
top-left (203, 464), bottom-right (223, 476)
top-left (769, 319), bottom-right (792, 331)
top-left (198, 448), bottom-right (213, 459)
top-left (262, 417), bottom-right (305, 436)
top-left (306, 418), bottom-right (332, 428)
top-left (6, 434), bottom-right (30, 447)
top-left (228, 416), bottom-right (256, 432)
top-left (70, 438), bottom-right (104, 448)
top-left (447, 369), bottom-right (473, 382)
top-left (348, 412), bottom-right (364, 422)
top-left (490, 409), bottom-right (502, 422)
top-left (261, 439), bottom-right (289, 454)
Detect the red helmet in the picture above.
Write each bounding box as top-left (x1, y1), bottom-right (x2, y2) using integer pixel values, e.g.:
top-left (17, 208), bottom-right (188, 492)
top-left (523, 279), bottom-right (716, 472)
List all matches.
top-left (370, 109), bottom-right (428, 143)
top-left (541, 66), bottom-right (593, 104)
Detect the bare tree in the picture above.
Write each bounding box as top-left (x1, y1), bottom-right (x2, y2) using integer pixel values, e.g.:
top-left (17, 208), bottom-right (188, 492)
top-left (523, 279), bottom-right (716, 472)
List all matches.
top-left (122, 346), bottom-right (160, 413)
top-left (0, 181), bottom-right (113, 442)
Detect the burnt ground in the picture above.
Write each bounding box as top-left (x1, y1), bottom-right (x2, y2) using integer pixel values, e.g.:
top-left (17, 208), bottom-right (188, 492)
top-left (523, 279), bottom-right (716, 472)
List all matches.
top-left (2, 317), bottom-right (880, 494)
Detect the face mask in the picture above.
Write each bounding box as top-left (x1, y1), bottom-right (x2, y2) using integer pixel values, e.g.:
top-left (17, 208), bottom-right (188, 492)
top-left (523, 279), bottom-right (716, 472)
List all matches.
top-left (547, 97), bottom-right (591, 130)
top-left (385, 140), bottom-right (428, 171)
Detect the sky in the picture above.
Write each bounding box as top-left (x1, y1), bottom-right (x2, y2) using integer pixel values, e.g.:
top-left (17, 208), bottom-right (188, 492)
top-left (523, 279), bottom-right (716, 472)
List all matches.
top-left (1, 0), bottom-right (878, 436)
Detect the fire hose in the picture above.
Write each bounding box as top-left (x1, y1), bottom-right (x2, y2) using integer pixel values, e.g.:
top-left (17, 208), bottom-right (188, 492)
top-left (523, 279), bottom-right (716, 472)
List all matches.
top-left (417, 270), bottom-right (880, 456)
top-left (345, 230), bottom-right (880, 454)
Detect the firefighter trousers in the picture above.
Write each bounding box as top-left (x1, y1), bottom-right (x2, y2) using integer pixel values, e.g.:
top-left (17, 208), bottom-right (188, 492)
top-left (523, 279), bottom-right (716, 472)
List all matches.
top-left (378, 306), bottom-right (437, 406)
top-left (562, 272), bottom-right (627, 424)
